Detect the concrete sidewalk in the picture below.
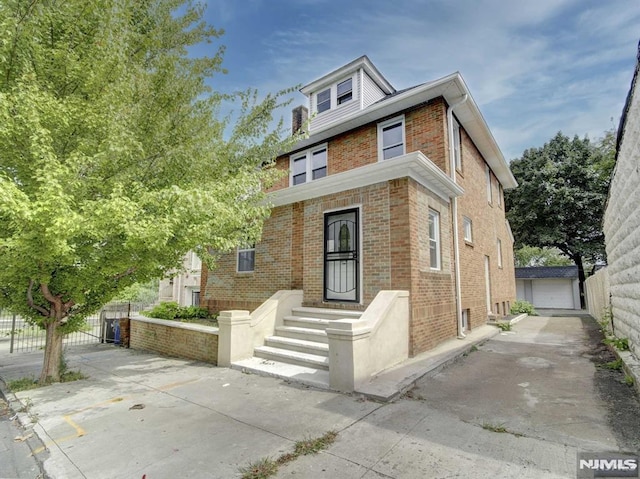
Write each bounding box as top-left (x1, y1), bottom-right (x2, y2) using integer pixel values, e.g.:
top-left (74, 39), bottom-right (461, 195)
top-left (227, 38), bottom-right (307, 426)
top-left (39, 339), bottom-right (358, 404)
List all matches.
top-left (0, 324), bottom-right (498, 478)
top-left (1, 315), bottom-right (636, 478)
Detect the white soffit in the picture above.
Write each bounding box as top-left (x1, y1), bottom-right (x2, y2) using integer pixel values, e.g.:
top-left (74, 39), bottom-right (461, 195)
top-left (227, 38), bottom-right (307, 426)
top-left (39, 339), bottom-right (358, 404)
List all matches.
top-left (269, 151), bottom-right (464, 207)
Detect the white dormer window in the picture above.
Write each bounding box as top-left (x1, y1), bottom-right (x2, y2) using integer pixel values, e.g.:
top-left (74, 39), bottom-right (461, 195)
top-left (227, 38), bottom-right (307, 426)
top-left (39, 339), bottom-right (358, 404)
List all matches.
top-left (290, 144), bottom-right (328, 186)
top-left (378, 115), bottom-right (405, 161)
top-left (317, 88), bottom-right (331, 113)
top-left (337, 78), bottom-right (353, 105)
top-left (313, 75), bottom-right (355, 115)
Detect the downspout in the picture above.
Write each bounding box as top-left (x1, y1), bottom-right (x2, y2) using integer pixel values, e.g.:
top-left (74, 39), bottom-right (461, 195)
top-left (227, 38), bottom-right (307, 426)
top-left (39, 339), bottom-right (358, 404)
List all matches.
top-left (447, 94), bottom-right (468, 339)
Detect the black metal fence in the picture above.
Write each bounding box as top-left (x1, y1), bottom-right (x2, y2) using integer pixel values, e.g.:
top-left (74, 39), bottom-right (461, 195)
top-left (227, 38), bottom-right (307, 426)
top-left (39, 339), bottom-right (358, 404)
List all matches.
top-left (0, 302), bottom-right (151, 354)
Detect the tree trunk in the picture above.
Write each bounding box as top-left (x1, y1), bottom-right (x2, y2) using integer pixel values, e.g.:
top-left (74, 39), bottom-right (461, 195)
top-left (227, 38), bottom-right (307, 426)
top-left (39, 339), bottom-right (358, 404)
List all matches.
top-left (40, 319), bottom-right (64, 384)
top-left (573, 254), bottom-right (586, 309)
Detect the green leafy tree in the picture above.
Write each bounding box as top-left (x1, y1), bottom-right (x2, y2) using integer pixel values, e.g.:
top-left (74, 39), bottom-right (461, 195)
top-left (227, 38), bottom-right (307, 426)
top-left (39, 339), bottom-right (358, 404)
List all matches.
top-left (0, 0), bottom-right (297, 383)
top-left (505, 131), bottom-right (614, 307)
top-left (514, 246), bottom-right (573, 267)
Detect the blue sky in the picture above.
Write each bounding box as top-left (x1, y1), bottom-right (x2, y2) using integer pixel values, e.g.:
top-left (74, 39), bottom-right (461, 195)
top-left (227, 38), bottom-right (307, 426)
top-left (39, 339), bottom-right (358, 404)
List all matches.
top-left (198, 0), bottom-right (640, 161)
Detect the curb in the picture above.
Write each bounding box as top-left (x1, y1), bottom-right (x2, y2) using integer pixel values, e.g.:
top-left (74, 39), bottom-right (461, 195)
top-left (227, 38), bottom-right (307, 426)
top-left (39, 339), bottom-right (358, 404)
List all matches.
top-left (0, 375), bottom-right (51, 478)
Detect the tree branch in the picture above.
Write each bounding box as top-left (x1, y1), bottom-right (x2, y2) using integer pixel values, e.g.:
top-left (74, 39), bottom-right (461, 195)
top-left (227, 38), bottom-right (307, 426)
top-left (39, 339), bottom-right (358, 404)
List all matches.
top-left (113, 266), bottom-right (137, 281)
top-left (26, 279), bottom-right (50, 317)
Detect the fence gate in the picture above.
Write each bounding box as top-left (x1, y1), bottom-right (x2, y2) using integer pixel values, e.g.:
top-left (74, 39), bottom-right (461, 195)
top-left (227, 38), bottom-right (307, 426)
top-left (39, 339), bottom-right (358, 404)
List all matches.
top-left (0, 302), bottom-right (148, 354)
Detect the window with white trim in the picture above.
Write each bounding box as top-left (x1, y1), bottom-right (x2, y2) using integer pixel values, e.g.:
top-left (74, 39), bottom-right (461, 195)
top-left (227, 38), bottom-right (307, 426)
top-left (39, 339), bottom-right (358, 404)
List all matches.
top-left (428, 209), bottom-right (441, 270)
top-left (453, 118), bottom-right (462, 170)
top-left (290, 145), bottom-right (328, 186)
top-left (378, 116), bottom-right (405, 161)
top-left (486, 165), bottom-right (492, 203)
top-left (237, 244), bottom-right (255, 273)
top-left (314, 76), bottom-right (355, 114)
top-left (337, 78), bottom-right (352, 105)
top-left (463, 216), bottom-right (473, 243)
top-left (498, 184), bottom-right (503, 207)
top-left (497, 239), bottom-right (503, 269)
top-left (317, 88), bottom-right (330, 113)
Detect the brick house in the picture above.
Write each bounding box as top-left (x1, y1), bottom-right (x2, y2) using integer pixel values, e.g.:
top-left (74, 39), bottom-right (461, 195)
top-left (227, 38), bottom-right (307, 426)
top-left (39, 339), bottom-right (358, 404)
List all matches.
top-left (202, 56), bottom-right (517, 391)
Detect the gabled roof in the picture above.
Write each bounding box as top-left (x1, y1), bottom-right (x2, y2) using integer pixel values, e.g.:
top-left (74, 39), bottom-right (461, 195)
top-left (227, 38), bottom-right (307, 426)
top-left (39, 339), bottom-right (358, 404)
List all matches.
top-left (290, 63), bottom-right (518, 189)
top-left (515, 266), bottom-right (578, 279)
top-left (300, 55), bottom-right (395, 97)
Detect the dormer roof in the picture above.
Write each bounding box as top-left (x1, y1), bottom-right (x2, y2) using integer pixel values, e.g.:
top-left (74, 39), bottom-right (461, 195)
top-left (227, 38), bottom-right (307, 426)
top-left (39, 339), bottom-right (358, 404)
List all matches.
top-left (300, 55), bottom-right (395, 97)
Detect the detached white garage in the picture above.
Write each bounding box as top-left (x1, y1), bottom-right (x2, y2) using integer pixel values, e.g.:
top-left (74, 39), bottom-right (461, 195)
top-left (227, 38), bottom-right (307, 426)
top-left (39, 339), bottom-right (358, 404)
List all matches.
top-left (516, 266), bottom-right (580, 310)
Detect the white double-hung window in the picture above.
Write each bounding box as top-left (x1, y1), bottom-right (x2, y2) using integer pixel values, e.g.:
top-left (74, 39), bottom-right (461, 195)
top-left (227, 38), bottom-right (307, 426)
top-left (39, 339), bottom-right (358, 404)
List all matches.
top-left (290, 144), bottom-right (328, 186)
top-left (378, 116), bottom-right (405, 161)
top-left (428, 209), bottom-right (441, 270)
top-left (316, 88), bottom-right (331, 113)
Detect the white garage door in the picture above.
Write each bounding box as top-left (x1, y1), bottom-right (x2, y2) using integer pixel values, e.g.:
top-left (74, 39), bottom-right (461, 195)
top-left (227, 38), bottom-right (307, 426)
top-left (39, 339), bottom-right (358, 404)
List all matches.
top-left (531, 279), bottom-right (575, 309)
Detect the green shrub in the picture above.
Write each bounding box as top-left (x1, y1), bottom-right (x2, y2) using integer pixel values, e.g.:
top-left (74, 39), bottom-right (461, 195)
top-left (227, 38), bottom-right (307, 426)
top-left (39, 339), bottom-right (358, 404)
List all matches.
top-left (142, 302), bottom-right (181, 320)
top-left (510, 300), bottom-right (537, 316)
top-left (142, 302), bottom-right (212, 321)
top-left (180, 305), bottom-right (211, 319)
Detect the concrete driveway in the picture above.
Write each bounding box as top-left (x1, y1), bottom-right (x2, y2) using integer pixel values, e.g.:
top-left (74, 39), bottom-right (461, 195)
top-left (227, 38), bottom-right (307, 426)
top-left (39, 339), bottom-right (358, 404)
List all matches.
top-left (1, 314), bottom-right (638, 478)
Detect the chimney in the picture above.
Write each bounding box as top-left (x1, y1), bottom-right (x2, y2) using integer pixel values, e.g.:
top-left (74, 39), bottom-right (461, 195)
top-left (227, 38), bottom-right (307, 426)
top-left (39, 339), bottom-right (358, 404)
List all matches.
top-left (292, 105), bottom-right (308, 135)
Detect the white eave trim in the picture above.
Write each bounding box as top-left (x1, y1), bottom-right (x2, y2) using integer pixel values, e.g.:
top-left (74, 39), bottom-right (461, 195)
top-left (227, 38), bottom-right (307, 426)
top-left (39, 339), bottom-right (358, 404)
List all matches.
top-left (269, 151), bottom-right (464, 207)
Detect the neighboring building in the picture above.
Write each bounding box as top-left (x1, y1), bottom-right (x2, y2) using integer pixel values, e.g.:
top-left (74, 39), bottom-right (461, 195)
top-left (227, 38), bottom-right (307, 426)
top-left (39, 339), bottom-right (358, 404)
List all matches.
top-left (158, 251), bottom-right (202, 307)
top-left (202, 56), bottom-right (517, 383)
top-left (601, 41), bottom-right (640, 357)
top-left (516, 266), bottom-right (580, 310)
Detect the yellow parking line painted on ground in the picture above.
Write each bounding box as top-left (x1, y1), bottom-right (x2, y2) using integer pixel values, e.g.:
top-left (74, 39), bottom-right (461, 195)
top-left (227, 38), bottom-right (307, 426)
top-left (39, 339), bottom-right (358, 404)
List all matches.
top-left (63, 414), bottom-right (85, 437)
top-left (156, 377), bottom-right (200, 391)
top-left (30, 379), bottom-right (199, 455)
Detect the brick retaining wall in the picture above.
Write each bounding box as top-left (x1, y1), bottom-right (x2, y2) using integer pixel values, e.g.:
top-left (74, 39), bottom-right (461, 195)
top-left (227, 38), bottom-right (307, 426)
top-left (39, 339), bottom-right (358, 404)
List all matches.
top-left (130, 316), bottom-right (218, 364)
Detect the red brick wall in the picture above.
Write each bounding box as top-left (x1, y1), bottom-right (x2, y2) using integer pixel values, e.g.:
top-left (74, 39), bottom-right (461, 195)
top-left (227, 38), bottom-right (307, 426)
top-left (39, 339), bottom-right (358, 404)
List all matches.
top-left (202, 206), bottom-right (294, 314)
top-left (201, 97), bottom-right (516, 354)
top-left (456, 128), bottom-right (516, 329)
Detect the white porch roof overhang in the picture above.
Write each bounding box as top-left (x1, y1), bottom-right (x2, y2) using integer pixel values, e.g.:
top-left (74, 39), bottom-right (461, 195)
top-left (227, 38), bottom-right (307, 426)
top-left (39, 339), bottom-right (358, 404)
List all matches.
top-left (269, 151), bottom-right (464, 207)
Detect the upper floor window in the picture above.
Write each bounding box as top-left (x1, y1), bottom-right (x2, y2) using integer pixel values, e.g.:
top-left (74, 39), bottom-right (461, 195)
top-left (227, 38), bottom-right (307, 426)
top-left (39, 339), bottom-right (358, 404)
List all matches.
top-left (290, 145), bottom-right (328, 186)
top-left (313, 76), bottom-right (355, 114)
top-left (428, 209), bottom-right (441, 270)
top-left (497, 239), bottom-right (503, 268)
top-left (317, 88), bottom-right (331, 113)
top-left (498, 184), bottom-right (503, 207)
top-left (463, 216), bottom-right (473, 243)
top-left (486, 165), bottom-right (492, 203)
top-left (453, 119), bottom-right (462, 170)
top-left (337, 78), bottom-right (353, 105)
top-left (378, 116), bottom-right (405, 161)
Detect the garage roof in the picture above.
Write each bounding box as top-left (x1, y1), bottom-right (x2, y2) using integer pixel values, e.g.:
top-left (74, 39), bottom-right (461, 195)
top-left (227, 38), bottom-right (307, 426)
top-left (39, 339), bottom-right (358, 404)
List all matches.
top-left (515, 266), bottom-right (578, 279)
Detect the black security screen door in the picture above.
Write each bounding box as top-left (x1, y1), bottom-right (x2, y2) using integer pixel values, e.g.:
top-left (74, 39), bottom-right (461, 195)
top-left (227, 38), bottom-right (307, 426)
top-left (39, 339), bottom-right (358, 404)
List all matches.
top-left (324, 209), bottom-right (359, 302)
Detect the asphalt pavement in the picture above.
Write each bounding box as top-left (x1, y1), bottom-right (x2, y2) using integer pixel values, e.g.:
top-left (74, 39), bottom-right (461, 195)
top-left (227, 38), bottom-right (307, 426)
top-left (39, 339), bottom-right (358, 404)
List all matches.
top-left (0, 314), bottom-right (637, 479)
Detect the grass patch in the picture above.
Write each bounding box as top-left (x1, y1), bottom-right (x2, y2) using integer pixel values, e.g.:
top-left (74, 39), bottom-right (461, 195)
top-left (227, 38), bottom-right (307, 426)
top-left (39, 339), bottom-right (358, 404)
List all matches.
top-left (61, 370), bottom-right (88, 382)
top-left (604, 337), bottom-right (630, 351)
top-left (624, 375), bottom-right (635, 387)
top-left (239, 457), bottom-right (278, 479)
top-left (496, 322), bottom-right (512, 332)
top-left (601, 359), bottom-right (623, 370)
top-left (8, 377), bottom-right (39, 392)
top-left (294, 431), bottom-right (337, 456)
top-left (481, 422), bottom-right (522, 437)
top-left (240, 430), bottom-right (337, 479)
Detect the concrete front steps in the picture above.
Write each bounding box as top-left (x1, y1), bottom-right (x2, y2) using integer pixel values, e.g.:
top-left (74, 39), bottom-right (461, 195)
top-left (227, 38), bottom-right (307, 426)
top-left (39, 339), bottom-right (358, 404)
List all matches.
top-left (231, 307), bottom-right (362, 389)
